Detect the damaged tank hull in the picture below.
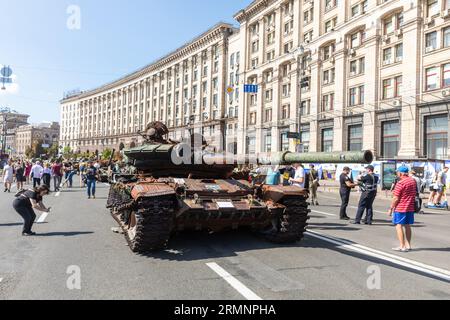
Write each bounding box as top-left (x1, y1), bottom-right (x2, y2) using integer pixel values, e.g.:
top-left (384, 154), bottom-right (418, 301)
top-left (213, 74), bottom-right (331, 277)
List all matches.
top-left (107, 177), bottom-right (310, 253)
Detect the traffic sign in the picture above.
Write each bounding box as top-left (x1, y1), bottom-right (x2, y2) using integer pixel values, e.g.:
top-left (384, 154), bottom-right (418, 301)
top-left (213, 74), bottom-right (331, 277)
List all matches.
top-left (244, 84), bottom-right (258, 93)
top-left (287, 132), bottom-right (301, 140)
top-left (0, 66), bottom-right (12, 78)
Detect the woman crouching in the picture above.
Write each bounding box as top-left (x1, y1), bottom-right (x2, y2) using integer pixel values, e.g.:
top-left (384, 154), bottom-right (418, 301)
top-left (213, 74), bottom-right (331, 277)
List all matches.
top-left (13, 185), bottom-right (51, 236)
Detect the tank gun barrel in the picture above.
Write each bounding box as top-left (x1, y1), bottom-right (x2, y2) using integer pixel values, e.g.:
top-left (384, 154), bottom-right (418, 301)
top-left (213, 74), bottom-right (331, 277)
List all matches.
top-left (262, 150), bottom-right (374, 165)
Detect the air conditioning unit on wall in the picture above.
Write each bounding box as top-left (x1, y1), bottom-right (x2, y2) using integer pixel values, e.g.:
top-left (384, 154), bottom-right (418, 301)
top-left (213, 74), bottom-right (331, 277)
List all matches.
top-left (392, 99), bottom-right (402, 107)
top-left (442, 89), bottom-right (450, 97)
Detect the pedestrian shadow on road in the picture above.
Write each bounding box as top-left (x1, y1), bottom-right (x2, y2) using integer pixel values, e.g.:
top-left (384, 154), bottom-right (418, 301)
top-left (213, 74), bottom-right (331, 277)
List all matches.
top-left (308, 223), bottom-right (361, 231)
top-left (35, 231), bottom-right (94, 237)
top-left (409, 247), bottom-right (450, 252)
top-left (0, 222), bottom-right (26, 227)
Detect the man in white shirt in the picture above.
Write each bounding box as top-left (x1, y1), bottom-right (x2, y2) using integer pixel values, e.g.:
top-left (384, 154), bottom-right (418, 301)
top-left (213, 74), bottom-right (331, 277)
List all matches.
top-left (30, 161), bottom-right (44, 188)
top-left (289, 163), bottom-right (305, 188)
top-left (3, 161), bottom-right (14, 193)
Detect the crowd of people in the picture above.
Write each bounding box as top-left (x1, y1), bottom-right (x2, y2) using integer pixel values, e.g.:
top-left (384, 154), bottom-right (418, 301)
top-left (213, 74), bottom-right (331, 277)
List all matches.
top-left (263, 162), bottom-right (448, 253)
top-left (1, 157), bottom-right (123, 236)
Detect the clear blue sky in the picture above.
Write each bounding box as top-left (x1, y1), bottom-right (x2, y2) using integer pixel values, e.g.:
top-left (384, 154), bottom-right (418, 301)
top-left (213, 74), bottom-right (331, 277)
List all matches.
top-left (0, 0), bottom-right (251, 123)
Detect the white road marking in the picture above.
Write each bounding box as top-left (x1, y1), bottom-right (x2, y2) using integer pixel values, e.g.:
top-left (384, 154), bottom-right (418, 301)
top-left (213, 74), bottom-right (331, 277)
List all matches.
top-left (311, 210), bottom-right (337, 217)
top-left (0, 277), bottom-right (3, 283)
top-left (206, 262), bottom-right (263, 300)
top-left (36, 212), bottom-right (49, 224)
top-left (103, 183), bottom-right (110, 187)
top-left (306, 230), bottom-right (450, 282)
top-left (55, 191), bottom-right (61, 197)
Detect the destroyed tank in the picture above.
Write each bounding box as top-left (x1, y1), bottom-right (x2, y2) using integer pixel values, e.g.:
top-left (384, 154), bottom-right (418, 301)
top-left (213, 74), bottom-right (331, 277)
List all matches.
top-left (107, 122), bottom-right (374, 253)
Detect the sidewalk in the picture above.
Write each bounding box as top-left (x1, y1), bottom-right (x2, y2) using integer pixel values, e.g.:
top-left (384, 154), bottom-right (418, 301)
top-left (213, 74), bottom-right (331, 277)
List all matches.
top-left (316, 180), bottom-right (432, 200)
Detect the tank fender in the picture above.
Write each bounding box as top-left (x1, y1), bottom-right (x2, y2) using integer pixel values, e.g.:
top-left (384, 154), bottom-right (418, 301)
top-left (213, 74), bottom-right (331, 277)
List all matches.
top-left (262, 185), bottom-right (309, 203)
top-left (131, 183), bottom-right (176, 200)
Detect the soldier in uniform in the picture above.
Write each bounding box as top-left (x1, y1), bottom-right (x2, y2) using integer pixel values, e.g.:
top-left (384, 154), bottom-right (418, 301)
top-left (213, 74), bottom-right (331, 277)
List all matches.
top-left (352, 165), bottom-right (379, 225)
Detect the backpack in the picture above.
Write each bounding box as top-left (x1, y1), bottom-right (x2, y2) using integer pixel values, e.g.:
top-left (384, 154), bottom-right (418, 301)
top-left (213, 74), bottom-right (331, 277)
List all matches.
top-left (14, 189), bottom-right (28, 198)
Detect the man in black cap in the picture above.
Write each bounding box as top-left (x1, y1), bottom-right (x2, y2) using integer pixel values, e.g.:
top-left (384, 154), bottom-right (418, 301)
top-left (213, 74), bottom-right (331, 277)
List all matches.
top-left (339, 167), bottom-right (357, 220)
top-left (353, 165), bottom-right (379, 225)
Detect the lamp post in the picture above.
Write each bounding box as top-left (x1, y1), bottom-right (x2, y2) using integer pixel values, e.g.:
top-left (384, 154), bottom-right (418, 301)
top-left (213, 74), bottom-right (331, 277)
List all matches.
top-left (293, 45), bottom-right (305, 152)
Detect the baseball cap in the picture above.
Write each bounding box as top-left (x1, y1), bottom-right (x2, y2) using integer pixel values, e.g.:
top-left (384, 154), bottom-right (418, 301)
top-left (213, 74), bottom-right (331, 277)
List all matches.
top-left (365, 165), bottom-right (375, 171)
top-left (397, 166), bottom-right (409, 174)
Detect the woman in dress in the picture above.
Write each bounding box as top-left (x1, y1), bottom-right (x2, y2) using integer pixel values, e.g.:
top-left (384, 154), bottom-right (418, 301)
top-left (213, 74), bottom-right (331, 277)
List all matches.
top-left (15, 160), bottom-right (26, 191)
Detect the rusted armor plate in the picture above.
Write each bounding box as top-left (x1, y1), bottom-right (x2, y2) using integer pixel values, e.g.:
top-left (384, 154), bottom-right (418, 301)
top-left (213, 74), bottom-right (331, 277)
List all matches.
top-left (131, 183), bottom-right (176, 199)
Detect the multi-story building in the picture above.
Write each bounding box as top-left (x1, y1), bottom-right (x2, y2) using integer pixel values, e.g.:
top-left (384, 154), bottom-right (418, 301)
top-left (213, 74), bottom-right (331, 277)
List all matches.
top-left (0, 109), bottom-right (29, 155)
top-left (61, 0), bottom-right (450, 160)
top-left (235, 0), bottom-right (450, 159)
top-left (60, 23), bottom-right (236, 153)
top-left (14, 122), bottom-right (60, 157)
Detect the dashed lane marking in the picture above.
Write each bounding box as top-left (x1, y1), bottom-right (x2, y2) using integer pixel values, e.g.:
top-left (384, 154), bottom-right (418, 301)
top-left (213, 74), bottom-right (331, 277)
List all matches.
top-left (36, 212), bottom-right (49, 224)
top-left (206, 262), bottom-right (263, 300)
top-left (306, 230), bottom-right (450, 282)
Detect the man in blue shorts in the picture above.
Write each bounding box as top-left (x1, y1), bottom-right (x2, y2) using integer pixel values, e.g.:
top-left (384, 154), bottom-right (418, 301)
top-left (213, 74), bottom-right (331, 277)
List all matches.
top-left (387, 166), bottom-right (417, 253)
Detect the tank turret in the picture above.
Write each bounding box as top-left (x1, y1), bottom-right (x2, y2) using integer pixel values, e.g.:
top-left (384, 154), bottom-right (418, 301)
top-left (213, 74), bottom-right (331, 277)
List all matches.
top-left (108, 122), bottom-right (375, 253)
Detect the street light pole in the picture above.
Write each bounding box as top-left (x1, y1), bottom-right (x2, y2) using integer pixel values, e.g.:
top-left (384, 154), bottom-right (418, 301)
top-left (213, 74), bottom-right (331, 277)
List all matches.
top-left (294, 46), bottom-right (305, 152)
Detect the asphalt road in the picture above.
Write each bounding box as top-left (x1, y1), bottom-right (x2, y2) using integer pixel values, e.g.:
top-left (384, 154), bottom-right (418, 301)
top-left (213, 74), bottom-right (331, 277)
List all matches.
top-left (0, 180), bottom-right (449, 300)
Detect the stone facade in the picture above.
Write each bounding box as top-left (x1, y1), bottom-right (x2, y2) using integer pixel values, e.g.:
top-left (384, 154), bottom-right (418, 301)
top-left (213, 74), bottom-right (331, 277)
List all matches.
top-left (14, 122), bottom-right (60, 157)
top-left (61, 0), bottom-right (450, 160)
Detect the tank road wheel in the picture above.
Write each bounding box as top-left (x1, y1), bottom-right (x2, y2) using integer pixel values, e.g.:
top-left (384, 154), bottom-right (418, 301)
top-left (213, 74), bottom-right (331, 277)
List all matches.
top-left (124, 196), bottom-right (176, 253)
top-left (262, 198), bottom-right (310, 244)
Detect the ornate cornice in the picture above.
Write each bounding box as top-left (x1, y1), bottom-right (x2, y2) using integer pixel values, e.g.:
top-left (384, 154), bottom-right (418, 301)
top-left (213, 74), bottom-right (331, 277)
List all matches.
top-left (62, 22), bottom-right (236, 103)
top-left (234, 0), bottom-right (277, 23)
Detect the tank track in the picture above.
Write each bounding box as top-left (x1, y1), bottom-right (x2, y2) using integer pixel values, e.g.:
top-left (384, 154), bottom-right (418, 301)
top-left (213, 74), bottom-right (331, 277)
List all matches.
top-left (109, 188), bottom-right (176, 253)
top-left (262, 198), bottom-right (310, 244)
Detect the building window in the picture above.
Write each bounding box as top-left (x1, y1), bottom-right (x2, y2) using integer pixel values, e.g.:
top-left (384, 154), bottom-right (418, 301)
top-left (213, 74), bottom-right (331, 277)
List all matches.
top-left (444, 27), bottom-right (450, 48)
top-left (443, 63), bottom-right (450, 87)
top-left (348, 124), bottom-right (363, 151)
top-left (395, 76), bottom-right (403, 97)
top-left (425, 115), bottom-right (448, 159)
top-left (426, 67), bottom-right (439, 91)
top-left (322, 93), bottom-right (334, 111)
top-left (383, 47), bottom-right (392, 65)
top-left (395, 43), bottom-right (403, 62)
top-left (300, 100), bottom-right (310, 115)
top-left (425, 32), bottom-right (437, 51)
top-left (349, 88), bottom-right (357, 106)
top-left (281, 132), bottom-right (290, 151)
top-left (300, 130), bottom-right (310, 153)
top-left (321, 128), bottom-right (334, 152)
top-left (427, 0), bottom-right (439, 17)
top-left (381, 121), bottom-right (400, 158)
top-left (281, 104), bottom-right (290, 119)
top-left (247, 136), bottom-right (256, 154)
top-left (264, 133), bottom-right (272, 153)
top-left (265, 109), bottom-right (273, 122)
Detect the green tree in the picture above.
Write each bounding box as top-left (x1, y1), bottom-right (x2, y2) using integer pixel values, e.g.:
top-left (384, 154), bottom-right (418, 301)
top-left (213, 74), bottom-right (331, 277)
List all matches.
top-left (25, 146), bottom-right (34, 159)
top-left (63, 146), bottom-right (73, 159)
top-left (32, 140), bottom-right (45, 159)
top-left (48, 143), bottom-right (59, 158)
top-left (101, 148), bottom-right (113, 160)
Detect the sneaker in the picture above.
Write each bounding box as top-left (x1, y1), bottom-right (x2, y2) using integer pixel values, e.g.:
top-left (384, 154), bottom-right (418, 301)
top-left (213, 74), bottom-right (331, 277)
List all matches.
top-left (340, 217), bottom-right (351, 221)
top-left (350, 221), bottom-right (361, 225)
top-left (88, 196), bottom-right (91, 199)
top-left (22, 232), bottom-right (36, 236)
top-left (392, 247), bottom-right (408, 252)
top-left (315, 201), bottom-right (320, 206)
